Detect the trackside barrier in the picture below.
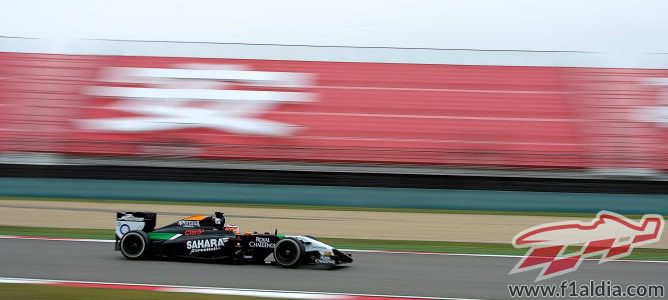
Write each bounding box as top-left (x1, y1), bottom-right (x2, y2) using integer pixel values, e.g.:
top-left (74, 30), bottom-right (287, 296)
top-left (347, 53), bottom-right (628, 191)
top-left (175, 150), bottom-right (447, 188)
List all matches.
top-left (0, 178), bottom-right (666, 214)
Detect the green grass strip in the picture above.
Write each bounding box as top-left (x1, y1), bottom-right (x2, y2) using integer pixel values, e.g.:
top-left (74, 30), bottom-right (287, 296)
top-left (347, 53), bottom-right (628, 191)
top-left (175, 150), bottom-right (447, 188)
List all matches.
top-left (0, 283), bottom-right (270, 300)
top-left (1, 225), bottom-right (666, 261)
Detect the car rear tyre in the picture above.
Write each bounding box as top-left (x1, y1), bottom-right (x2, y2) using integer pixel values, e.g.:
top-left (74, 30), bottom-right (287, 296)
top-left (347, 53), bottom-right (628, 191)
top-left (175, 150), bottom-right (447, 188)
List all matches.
top-left (120, 231), bottom-right (150, 260)
top-left (273, 238), bottom-right (303, 268)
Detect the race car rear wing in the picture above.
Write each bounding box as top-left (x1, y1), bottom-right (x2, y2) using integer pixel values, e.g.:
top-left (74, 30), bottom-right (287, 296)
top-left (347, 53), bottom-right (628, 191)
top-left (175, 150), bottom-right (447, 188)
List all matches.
top-left (115, 212), bottom-right (156, 250)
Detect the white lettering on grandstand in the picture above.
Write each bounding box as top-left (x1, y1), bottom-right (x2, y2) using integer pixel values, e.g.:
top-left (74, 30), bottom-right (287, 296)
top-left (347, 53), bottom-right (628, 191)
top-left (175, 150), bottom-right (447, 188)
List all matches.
top-left (77, 64), bottom-right (315, 136)
top-left (638, 78), bottom-right (668, 126)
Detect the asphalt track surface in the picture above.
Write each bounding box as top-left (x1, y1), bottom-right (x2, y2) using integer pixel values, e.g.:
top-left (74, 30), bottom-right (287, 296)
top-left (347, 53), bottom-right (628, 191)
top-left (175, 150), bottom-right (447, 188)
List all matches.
top-left (0, 238), bottom-right (666, 299)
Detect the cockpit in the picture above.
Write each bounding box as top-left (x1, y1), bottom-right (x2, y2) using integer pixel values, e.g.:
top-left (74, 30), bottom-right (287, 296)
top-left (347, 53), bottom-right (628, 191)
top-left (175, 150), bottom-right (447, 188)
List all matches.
top-left (166, 212), bottom-right (239, 234)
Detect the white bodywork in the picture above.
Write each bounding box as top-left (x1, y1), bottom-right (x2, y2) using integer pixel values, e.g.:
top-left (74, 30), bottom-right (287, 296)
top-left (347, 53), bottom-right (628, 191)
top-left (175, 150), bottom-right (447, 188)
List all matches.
top-left (291, 235), bottom-right (337, 265)
top-left (263, 235), bottom-right (338, 265)
top-left (115, 214), bottom-right (146, 239)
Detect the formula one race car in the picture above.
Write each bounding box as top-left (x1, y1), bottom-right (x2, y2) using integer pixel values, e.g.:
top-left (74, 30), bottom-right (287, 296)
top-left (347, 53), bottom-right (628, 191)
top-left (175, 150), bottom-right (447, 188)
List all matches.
top-left (115, 211), bottom-right (353, 268)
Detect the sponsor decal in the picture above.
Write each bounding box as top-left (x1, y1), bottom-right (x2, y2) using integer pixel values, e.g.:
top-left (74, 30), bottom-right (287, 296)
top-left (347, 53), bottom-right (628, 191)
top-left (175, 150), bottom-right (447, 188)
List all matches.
top-left (184, 229), bottom-right (205, 235)
top-left (249, 236), bottom-right (276, 248)
top-left (509, 211), bottom-right (664, 281)
top-left (314, 256), bottom-right (335, 264)
top-left (119, 224), bottom-right (130, 235)
top-left (178, 220), bottom-right (200, 227)
top-left (119, 215), bottom-right (144, 222)
top-left (186, 238), bottom-right (227, 255)
top-left (115, 221), bottom-right (145, 238)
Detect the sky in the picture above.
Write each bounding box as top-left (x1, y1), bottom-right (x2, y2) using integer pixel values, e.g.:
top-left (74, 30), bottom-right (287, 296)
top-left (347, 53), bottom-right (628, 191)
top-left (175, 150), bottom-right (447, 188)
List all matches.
top-left (1, 0), bottom-right (667, 55)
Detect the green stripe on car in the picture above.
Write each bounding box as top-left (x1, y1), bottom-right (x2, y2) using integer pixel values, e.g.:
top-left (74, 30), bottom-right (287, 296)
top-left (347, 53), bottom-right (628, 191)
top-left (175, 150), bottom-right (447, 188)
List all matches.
top-left (148, 232), bottom-right (179, 240)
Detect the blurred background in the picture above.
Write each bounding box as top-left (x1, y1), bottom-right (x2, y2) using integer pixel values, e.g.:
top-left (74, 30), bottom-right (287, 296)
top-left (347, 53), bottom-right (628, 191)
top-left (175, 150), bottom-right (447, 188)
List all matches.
top-left (2, 0), bottom-right (668, 179)
top-left (0, 1), bottom-right (667, 298)
top-left (2, 41), bottom-right (668, 177)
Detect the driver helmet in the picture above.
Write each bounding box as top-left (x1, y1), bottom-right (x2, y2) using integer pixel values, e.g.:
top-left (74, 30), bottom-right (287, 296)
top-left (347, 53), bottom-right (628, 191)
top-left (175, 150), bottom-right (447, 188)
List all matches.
top-left (213, 212), bottom-right (225, 229)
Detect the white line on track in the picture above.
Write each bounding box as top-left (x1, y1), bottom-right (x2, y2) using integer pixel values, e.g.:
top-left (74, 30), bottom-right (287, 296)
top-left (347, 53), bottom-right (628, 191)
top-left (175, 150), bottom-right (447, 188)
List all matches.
top-left (0, 235), bottom-right (112, 243)
top-left (340, 248), bottom-right (668, 264)
top-left (0, 277), bottom-right (484, 300)
top-left (1, 235), bottom-right (666, 264)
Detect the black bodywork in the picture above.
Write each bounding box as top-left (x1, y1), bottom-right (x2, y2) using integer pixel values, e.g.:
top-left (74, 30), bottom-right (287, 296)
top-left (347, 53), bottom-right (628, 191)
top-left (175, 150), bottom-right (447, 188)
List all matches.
top-left (115, 212), bottom-right (353, 266)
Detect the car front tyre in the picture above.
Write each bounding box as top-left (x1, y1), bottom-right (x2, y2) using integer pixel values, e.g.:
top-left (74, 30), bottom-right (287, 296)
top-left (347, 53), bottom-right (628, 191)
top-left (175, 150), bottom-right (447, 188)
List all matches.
top-left (273, 238), bottom-right (303, 268)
